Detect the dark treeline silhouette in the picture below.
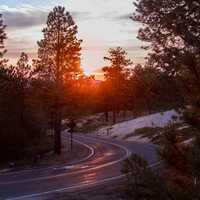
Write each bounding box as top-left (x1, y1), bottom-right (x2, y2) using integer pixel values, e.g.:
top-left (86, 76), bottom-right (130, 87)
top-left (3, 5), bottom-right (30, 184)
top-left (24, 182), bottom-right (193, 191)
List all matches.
top-left (103, 47), bottom-right (133, 124)
top-left (101, 48), bottom-right (182, 123)
top-left (121, 1), bottom-right (200, 200)
top-left (0, 0), bottom-right (198, 178)
top-left (0, 52), bottom-right (50, 162)
top-left (0, 5), bottom-right (183, 162)
top-left (132, 0), bottom-right (200, 119)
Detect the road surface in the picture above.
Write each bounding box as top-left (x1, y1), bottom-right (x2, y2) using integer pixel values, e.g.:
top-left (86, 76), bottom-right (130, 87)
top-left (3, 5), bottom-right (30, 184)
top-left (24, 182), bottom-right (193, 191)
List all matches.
top-left (0, 133), bottom-right (158, 200)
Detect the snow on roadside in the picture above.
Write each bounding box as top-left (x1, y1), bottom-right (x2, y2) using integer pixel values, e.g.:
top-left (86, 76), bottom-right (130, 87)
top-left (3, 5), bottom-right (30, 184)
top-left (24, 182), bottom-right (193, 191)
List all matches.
top-left (94, 110), bottom-right (181, 143)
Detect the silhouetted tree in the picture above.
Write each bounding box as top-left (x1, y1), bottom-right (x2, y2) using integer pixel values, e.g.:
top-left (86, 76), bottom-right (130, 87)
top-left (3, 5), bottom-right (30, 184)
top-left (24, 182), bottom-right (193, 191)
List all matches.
top-left (103, 47), bottom-right (132, 123)
top-left (0, 13), bottom-right (6, 66)
top-left (127, 64), bottom-right (182, 115)
top-left (0, 66), bottom-right (47, 162)
top-left (122, 154), bottom-right (168, 200)
top-left (122, 130), bottom-right (200, 200)
top-left (12, 52), bottom-right (32, 125)
top-left (34, 6), bottom-right (82, 154)
top-left (132, 0), bottom-right (200, 106)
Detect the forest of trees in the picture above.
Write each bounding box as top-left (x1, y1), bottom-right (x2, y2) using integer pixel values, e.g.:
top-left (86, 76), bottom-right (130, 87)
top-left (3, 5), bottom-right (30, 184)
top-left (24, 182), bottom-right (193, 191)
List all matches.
top-left (0, 4), bottom-right (200, 199)
top-left (121, 1), bottom-right (200, 200)
top-left (0, 5), bottom-right (183, 163)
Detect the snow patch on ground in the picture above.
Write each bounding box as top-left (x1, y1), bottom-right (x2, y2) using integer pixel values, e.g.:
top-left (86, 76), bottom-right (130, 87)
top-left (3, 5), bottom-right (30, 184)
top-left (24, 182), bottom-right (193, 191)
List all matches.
top-left (93, 110), bottom-right (181, 143)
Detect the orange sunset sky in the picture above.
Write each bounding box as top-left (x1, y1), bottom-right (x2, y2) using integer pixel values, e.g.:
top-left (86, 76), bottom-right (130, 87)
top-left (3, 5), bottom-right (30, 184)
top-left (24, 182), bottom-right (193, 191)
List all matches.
top-left (0, 0), bottom-right (147, 79)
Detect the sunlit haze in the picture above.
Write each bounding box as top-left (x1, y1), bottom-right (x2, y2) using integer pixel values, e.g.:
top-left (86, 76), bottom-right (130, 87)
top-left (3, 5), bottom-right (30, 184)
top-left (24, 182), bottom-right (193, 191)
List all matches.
top-left (0, 0), bottom-right (147, 78)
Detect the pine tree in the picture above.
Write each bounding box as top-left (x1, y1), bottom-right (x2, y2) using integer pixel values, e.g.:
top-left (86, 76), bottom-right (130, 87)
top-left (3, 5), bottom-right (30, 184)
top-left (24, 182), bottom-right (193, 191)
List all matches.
top-left (132, 0), bottom-right (200, 106)
top-left (103, 47), bottom-right (132, 123)
top-left (13, 52), bottom-right (32, 91)
top-left (0, 13), bottom-right (7, 66)
top-left (12, 52), bottom-right (32, 126)
top-left (34, 6), bottom-right (82, 154)
top-left (122, 154), bottom-right (167, 200)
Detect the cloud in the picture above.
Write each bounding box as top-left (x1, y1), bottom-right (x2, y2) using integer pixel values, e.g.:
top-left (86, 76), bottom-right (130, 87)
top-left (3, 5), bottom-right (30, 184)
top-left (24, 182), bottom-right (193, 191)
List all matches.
top-left (0, 5), bottom-right (92, 29)
top-left (114, 13), bottom-right (132, 21)
top-left (97, 11), bottom-right (132, 21)
top-left (72, 11), bottom-right (92, 21)
top-left (0, 5), bottom-right (47, 29)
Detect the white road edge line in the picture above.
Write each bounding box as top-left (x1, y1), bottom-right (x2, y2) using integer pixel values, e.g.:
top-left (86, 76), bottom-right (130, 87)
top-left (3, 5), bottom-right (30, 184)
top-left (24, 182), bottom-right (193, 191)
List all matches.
top-left (0, 136), bottom-right (95, 177)
top-left (4, 135), bottom-right (133, 200)
top-left (0, 135), bottom-right (131, 185)
top-left (63, 138), bottom-right (95, 165)
top-left (52, 138), bottom-right (95, 170)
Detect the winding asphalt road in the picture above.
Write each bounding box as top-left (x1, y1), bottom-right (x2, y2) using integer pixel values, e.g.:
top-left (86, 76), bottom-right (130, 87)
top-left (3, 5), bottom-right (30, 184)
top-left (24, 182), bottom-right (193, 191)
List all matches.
top-left (0, 133), bottom-right (158, 200)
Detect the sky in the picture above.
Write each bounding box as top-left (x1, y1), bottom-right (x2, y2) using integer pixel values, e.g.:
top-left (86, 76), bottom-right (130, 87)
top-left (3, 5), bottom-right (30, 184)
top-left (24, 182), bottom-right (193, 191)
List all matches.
top-left (0, 0), bottom-right (147, 78)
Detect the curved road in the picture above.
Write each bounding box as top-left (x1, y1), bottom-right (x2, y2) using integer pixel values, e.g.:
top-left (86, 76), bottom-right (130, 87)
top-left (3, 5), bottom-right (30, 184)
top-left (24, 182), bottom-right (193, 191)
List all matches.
top-left (0, 133), bottom-right (158, 200)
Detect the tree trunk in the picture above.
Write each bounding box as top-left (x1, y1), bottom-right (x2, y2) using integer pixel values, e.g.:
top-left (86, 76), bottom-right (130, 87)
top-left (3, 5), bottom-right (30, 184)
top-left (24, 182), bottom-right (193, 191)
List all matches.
top-left (105, 110), bottom-right (109, 122)
top-left (113, 110), bottom-right (116, 124)
top-left (70, 132), bottom-right (73, 151)
top-left (54, 108), bottom-right (62, 155)
top-left (19, 89), bottom-right (25, 127)
top-left (146, 100), bottom-right (151, 115)
top-left (123, 109), bottom-right (126, 119)
top-left (54, 22), bottom-right (62, 155)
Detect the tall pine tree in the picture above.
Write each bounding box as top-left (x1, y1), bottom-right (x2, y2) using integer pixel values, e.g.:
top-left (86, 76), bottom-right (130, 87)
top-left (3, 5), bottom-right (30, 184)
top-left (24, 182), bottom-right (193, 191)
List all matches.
top-left (103, 47), bottom-right (132, 123)
top-left (13, 52), bottom-right (32, 126)
top-left (34, 6), bottom-right (82, 154)
top-left (0, 13), bottom-right (7, 66)
top-left (132, 0), bottom-right (200, 105)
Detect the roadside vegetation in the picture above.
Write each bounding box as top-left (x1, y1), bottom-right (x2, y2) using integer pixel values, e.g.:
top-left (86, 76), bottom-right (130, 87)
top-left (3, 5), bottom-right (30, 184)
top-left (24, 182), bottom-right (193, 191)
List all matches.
top-left (122, 126), bottom-right (200, 200)
top-left (121, 0), bottom-right (200, 199)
